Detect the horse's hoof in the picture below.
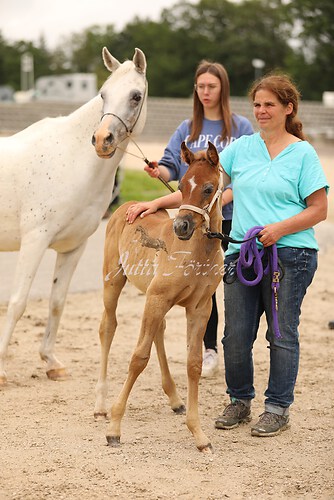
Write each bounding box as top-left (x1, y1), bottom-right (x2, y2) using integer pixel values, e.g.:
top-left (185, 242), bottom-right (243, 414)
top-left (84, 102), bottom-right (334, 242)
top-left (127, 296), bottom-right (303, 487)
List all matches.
top-left (106, 435), bottom-right (121, 447)
top-left (94, 412), bottom-right (108, 420)
top-left (46, 367), bottom-right (68, 381)
top-left (173, 404), bottom-right (186, 415)
top-left (198, 442), bottom-right (214, 454)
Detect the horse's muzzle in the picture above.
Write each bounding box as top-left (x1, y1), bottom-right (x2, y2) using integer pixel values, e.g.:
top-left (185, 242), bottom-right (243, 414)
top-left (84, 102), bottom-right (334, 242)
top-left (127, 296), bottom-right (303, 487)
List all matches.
top-left (173, 214), bottom-right (195, 240)
top-left (92, 131), bottom-right (117, 158)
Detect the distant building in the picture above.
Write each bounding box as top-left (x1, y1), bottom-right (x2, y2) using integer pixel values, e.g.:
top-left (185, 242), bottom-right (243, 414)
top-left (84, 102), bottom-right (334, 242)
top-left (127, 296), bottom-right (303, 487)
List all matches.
top-left (35, 73), bottom-right (97, 102)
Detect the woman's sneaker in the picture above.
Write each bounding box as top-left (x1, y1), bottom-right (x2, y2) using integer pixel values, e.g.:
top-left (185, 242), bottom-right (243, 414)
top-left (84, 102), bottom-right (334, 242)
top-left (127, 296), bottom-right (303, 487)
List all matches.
top-left (215, 401), bottom-right (251, 429)
top-left (251, 412), bottom-right (290, 437)
top-left (201, 349), bottom-right (219, 377)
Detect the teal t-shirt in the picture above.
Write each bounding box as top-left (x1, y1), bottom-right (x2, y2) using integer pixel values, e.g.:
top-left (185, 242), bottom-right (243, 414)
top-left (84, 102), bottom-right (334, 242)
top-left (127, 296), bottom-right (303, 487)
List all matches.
top-left (219, 133), bottom-right (329, 255)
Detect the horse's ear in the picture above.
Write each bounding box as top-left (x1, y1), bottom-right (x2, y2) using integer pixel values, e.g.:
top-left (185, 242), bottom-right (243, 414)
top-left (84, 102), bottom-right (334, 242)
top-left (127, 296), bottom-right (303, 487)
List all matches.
top-left (181, 141), bottom-right (195, 165)
top-left (133, 48), bottom-right (147, 74)
top-left (102, 47), bottom-right (121, 73)
top-left (206, 141), bottom-right (219, 168)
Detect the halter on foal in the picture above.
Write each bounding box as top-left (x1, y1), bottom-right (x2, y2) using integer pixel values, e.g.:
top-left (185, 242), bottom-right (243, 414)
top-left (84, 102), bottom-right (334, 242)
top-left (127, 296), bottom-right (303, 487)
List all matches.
top-left (94, 141), bottom-right (224, 453)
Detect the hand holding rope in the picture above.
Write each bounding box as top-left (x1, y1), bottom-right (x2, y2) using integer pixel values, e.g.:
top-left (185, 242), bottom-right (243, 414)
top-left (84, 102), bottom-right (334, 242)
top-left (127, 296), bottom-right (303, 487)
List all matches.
top-left (236, 226), bottom-right (282, 339)
top-left (208, 226), bottom-right (283, 339)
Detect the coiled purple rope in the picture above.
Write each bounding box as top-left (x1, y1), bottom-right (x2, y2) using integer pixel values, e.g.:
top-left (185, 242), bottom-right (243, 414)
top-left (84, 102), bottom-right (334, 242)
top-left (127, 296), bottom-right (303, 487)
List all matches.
top-left (236, 226), bottom-right (282, 339)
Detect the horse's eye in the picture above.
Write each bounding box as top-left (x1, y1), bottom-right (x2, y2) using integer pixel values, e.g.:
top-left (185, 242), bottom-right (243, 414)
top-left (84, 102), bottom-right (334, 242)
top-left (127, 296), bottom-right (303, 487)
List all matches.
top-left (203, 185), bottom-right (214, 195)
top-left (132, 92), bottom-right (142, 103)
top-left (100, 92), bottom-right (104, 101)
top-left (178, 182), bottom-right (183, 193)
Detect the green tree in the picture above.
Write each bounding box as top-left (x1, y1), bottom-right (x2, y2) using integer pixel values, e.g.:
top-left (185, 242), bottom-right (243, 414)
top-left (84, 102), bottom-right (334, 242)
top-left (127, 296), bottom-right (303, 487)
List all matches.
top-left (57, 25), bottom-right (118, 86)
top-left (107, 18), bottom-right (207, 97)
top-left (162, 0), bottom-right (294, 96)
top-left (0, 34), bottom-right (53, 90)
top-left (285, 0), bottom-right (334, 99)
top-left (0, 0), bottom-right (332, 99)
top-left (0, 33), bottom-right (19, 89)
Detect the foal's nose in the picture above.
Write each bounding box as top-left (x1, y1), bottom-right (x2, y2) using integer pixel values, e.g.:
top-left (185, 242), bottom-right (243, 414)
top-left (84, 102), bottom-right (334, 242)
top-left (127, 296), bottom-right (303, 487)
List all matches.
top-left (173, 214), bottom-right (195, 240)
top-left (179, 220), bottom-right (190, 233)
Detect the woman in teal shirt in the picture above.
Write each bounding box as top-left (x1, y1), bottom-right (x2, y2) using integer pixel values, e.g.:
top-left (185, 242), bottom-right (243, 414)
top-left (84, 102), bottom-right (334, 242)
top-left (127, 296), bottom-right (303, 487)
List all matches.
top-left (215, 74), bottom-right (329, 437)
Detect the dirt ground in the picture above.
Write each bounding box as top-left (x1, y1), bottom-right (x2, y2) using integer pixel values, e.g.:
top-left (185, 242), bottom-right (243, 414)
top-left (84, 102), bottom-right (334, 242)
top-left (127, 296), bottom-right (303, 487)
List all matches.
top-left (1, 141), bottom-right (333, 500)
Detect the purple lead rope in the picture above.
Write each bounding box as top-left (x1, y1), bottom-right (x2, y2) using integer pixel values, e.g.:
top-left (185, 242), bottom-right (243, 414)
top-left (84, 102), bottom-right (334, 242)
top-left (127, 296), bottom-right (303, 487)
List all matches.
top-left (236, 226), bottom-right (282, 339)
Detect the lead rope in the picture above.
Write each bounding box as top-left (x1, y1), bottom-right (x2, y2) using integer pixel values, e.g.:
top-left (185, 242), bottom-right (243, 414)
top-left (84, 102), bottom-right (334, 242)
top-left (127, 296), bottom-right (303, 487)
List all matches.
top-left (236, 226), bottom-right (281, 339)
top-left (113, 138), bottom-right (175, 193)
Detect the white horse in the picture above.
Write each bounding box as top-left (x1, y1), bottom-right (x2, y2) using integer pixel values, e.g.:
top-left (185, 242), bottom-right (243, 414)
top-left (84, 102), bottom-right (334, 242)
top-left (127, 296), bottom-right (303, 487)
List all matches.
top-left (0, 47), bottom-right (147, 385)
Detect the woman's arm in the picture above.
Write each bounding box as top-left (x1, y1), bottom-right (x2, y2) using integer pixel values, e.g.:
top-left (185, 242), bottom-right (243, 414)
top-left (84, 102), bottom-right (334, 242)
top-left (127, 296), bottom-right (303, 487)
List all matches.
top-left (126, 190), bottom-right (183, 223)
top-left (258, 188), bottom-right (328, 247)
top-left (143, 121), bottom-right (189, 181)
top-left (221, 186), bottom-right (233, 207)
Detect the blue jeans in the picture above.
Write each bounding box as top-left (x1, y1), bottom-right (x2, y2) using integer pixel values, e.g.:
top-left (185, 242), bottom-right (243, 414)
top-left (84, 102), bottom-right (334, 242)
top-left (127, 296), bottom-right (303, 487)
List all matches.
top-left (222, 247), bottom-right (318, 414)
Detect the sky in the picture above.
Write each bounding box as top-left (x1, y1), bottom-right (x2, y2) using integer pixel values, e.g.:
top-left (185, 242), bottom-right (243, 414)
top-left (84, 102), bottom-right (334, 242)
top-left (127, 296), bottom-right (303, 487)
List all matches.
top-left (0, 0), bottom-right (193, 49)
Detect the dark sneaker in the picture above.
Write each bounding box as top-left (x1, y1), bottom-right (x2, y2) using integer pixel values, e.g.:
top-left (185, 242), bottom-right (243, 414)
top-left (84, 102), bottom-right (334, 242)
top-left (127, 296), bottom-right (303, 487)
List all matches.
top-left (215, 401), bottom-right (251, 429)
top-left (251, 411), bottom-right (290, 437)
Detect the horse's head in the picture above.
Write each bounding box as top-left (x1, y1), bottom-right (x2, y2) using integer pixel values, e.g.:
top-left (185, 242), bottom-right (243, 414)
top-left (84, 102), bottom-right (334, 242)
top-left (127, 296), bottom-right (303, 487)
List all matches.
top-left (92, 48), bottom-right (147, 159)
top-left (173, 141), bottom-right (223, 240)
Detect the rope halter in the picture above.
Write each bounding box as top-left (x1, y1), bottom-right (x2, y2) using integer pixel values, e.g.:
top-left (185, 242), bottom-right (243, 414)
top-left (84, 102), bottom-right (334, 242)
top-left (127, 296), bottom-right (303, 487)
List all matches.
top-left (99, 79), bottom-right (148, 146)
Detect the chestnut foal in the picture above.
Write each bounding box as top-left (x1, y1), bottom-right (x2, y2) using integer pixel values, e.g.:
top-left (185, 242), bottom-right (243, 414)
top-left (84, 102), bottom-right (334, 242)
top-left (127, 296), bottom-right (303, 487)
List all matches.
top-left (94, 141), bottom-right (224, 452)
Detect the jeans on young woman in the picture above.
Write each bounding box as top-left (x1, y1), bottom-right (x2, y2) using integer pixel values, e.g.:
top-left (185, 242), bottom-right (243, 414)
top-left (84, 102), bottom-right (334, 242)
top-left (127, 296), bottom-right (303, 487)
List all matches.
top-left (222, 247), bottom-right (318, 414)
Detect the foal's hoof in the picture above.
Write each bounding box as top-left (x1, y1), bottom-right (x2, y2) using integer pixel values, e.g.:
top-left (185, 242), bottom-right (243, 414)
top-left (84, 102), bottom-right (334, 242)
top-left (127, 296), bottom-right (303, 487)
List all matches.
top-left (46, 367), bottom-right (68, 381)
top-left (106, 435), bottom-right (121, 447)
top-left (198, 442), bottom-right (214, 454)
top-left (173, 404), bottom-right (186, 415)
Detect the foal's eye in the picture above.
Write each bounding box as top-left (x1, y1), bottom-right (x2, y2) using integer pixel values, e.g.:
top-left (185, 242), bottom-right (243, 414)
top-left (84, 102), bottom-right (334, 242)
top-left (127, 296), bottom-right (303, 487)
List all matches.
top-left (203, 184), bottom-right (214, 196)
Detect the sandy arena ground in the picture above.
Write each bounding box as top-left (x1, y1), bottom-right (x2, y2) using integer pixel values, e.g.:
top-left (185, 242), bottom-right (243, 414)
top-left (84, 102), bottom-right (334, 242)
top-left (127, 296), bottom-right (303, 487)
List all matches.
top-left (0, 140), bottom-right (333, 500)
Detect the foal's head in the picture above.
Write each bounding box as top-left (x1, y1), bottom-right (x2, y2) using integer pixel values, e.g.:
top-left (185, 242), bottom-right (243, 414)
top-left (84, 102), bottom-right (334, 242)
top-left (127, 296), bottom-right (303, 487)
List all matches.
top-left (173, 141), bottom-right (222, 240)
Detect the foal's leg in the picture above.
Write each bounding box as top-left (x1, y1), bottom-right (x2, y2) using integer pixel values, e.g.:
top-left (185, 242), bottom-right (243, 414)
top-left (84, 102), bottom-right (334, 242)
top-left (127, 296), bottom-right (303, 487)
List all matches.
top-left (106, 295), bottom-right (169, 446)
top-left (39, 243), bottom-right (86, 380)
top-left (185, 304), bottom-right (213, 453)
top-left (94, 271), bottom-right (127, 419)
top-left (0, 236), bottom-right (49, 385)
top-left (154, 318), bottom-right (185, 413)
